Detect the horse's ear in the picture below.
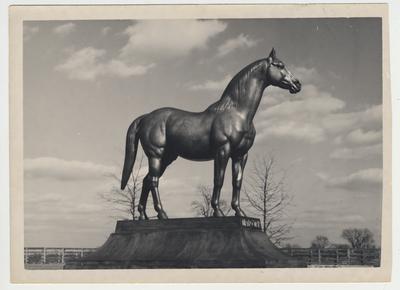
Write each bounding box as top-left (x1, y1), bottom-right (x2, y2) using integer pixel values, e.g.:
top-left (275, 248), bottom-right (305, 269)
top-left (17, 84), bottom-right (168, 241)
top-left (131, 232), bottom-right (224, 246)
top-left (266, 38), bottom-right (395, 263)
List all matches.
top-left (268, 47), bottom-right (276, 59)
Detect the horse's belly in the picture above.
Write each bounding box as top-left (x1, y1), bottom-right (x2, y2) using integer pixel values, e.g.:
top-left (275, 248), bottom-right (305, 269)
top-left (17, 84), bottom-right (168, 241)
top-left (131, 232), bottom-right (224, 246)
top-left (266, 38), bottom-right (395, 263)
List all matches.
top-left (168, 133), bottom-right (213, 161)
top-left (166, 117), bottom-right (213, 160)
top-left (180, 151), bottom-right (213, 161)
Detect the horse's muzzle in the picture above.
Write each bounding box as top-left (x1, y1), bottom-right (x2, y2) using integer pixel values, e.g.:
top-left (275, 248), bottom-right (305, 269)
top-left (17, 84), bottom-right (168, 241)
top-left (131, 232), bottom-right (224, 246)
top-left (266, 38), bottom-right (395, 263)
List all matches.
top-left (289, 79), bottom-right (301, 94)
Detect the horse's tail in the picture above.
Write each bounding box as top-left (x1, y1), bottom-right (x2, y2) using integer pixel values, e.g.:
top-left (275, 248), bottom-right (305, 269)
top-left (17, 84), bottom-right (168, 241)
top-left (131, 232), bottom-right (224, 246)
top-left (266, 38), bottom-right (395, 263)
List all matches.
top-left (121, 115), bottom-right (145, 190)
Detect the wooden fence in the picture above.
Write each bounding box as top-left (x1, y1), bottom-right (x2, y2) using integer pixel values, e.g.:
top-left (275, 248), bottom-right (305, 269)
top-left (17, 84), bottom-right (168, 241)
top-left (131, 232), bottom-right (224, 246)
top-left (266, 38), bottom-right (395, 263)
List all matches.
top-left (24, 247), bottom-right (380, 267)
top-left (281, 248), bottom-right (381, 267)
top-left (24, 247), bottom-right (96, 265)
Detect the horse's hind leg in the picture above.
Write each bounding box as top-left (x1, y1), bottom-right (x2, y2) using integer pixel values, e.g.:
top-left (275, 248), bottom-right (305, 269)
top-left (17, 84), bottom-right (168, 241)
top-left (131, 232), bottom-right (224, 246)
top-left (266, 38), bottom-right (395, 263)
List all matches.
top-left (148, 157), bottom-right (169, 219)
top-left (138, 155), bottom-right (176, 220)
top-left (138, 175), bottom-right (151, 220)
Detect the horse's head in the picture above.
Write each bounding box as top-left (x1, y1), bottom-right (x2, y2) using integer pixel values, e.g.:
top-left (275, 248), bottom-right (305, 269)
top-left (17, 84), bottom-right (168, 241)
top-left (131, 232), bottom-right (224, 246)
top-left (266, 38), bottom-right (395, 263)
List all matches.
top-left (265, 48), bottom-right (301, 94)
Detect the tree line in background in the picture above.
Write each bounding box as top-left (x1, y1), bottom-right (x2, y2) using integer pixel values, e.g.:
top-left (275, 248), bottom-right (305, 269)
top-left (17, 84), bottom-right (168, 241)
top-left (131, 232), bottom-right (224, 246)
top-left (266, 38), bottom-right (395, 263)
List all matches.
top-left (305, 228), bottom-right (376, 249)
top-left (284, 229), bottom-right (376, 250)
top-left (100, 153), bottom-right (378, 249)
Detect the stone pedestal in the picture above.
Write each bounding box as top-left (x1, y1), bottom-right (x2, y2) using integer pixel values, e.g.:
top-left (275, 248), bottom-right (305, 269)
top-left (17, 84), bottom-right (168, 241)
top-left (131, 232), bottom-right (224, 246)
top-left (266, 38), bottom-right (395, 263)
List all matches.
top-left (65, 216), bottom-right (305, 268)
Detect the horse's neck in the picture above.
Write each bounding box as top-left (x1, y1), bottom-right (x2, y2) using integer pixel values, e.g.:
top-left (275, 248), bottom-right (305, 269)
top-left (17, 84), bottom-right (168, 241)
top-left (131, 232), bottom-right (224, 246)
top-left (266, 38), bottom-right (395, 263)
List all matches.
top-left (207, 60), bottom-right (268, 119)
top-left (234, 77), bottom-right (267, 122)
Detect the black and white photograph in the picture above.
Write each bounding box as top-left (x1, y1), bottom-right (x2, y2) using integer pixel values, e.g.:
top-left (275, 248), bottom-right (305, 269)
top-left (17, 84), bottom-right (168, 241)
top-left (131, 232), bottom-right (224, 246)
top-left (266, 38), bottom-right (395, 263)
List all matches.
top-left (8, 4), bottom-right (391, 283)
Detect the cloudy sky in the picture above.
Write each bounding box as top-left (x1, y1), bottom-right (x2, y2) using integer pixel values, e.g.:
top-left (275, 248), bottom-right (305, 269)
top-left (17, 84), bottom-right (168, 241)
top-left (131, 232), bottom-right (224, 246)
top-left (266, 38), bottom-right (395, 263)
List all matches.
top-left (23, 18), bottom-right (382, 248)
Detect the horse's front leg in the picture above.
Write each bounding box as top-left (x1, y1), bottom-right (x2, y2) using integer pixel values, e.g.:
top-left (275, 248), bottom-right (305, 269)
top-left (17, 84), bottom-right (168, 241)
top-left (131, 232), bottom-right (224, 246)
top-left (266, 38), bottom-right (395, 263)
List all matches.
top-left (231, 153), bottom-right (248, 217)
top-left (211, 144), bottom-right (230, 217)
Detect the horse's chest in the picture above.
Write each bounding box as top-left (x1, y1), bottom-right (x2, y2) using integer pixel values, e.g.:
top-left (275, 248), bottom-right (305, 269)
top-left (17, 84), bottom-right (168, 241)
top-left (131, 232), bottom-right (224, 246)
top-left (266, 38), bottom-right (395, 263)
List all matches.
top-left (229, 124), bottom-right (255, 154)
top-left (212, 114), bottom-right (255, 151)
top-left (235, 129), bottom-right (254, 147)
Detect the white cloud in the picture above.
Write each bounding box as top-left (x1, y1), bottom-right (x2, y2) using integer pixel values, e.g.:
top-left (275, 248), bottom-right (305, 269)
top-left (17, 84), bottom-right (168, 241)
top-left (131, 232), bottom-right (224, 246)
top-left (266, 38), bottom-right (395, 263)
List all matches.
top-left (216, 33), bottom-right (258, 57)
top-left (120, 20), bottom-right (227, 59)
top-left (322, 104), bottom-right (382, 134)
top-left (53, 23), bottom-right (76, 36)
top-left (55, 47), bottom-right (155, 80)
top-left (24, 157), bottom-right (117, 180)
top-left (256, 84), bottom-right (346, 143)
top-left (189, 74), bottom-right (232, 91)
top-left (292, 67), bottom-right (320, 84)
top-left (329, 144), bottom-right (382, 159)
top-left (335, 129), bottom-right (382, 146)
top-left (322, 168), bottom-right (382, 192)
top-left (256, 78), bottom-right (382, 144)
top-left (56, 20), bottom-right (227, 81)
top-left (24, 25), bottom-right (39, 41)
top-left (257, 121), bottom-right (326, 143)
top-left (55, 47), bottom-right (105, 80)
top-left (261, 87), bottom-right (288, 106)
top-left (101, 26), bottom-right (111, 35)
top-left (261, 85), bottom-right (345, 118)
top-left (330, 127), bottom-right (382, 160)
top-left (107, 59), bottom-right (155, 77)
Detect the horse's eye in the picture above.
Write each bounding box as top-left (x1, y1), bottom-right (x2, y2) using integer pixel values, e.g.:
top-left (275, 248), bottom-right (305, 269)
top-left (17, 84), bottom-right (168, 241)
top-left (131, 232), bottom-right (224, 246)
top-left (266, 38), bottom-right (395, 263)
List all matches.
top-left (273, 62), bottom-right (284, 69)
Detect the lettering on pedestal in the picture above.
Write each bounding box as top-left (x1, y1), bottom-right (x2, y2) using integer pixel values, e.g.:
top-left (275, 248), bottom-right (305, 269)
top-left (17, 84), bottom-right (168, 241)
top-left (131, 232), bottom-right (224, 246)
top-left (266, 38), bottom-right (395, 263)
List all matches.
top-left (241, 218), bottom-right (262, 230)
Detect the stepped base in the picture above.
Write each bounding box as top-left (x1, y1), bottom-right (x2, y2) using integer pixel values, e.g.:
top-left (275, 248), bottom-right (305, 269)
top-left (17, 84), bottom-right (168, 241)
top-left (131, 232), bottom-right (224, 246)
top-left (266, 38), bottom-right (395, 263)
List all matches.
top-left (65, 217), bottom-right (305, 269)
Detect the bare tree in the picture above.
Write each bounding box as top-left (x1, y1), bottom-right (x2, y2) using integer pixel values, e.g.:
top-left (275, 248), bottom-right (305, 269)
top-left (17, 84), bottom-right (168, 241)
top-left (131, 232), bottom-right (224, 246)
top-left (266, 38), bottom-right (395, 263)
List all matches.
top-left (341, 228), bottom-right (375, 249)
top-left (191, 185), bottom-right (230, 217)
top-left (244, 156), bottom-right (293, 247)
top-left (310, 235), bottom-right (330, 249)
top-left (100, 155), bottom-right (145, 220)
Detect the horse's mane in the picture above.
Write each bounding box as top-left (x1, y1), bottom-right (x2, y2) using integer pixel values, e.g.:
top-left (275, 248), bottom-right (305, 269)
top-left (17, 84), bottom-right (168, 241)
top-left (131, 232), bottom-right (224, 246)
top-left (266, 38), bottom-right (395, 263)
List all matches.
top-left (206, 59), bottom-right (267, 112)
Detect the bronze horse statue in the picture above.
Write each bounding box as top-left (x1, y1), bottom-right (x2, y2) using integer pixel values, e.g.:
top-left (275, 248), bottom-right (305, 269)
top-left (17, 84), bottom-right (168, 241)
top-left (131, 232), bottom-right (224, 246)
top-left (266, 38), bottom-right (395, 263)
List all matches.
top-left (121, 48), bottom-right (301, 220)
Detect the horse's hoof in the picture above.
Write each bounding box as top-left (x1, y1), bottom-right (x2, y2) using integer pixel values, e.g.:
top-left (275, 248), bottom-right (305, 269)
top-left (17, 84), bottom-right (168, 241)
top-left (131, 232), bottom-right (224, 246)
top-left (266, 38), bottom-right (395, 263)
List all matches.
top-left (235, 208), bottom-right (247, 217)
top-left (157, 210), bottom-right (169, 220)
top-left (213, 209), bottom-right (225, 218)
top-left (138, 212), bottom-right (149, 220)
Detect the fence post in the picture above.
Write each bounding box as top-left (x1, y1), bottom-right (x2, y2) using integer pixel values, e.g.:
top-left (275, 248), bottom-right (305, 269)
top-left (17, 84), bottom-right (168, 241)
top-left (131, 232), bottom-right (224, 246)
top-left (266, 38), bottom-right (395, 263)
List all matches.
top-left (309, 248), bottom-right (313, 264)
top-left (347, 248), bottom-right (351, 265)
top-left (80, 249), bottom-right (84, 259)
top-left (61, 248), bottom-right (65, 264)
top-left (318, 249), bottom-right (321, 265)
top-left (335, 249), bottom-right (339, 265)
top-left (24, 248), bottom-right (27, 264)
top-left (43, 248), bottom-right (47, 264)
top-left (361, 249), bottom-right (364, 265)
